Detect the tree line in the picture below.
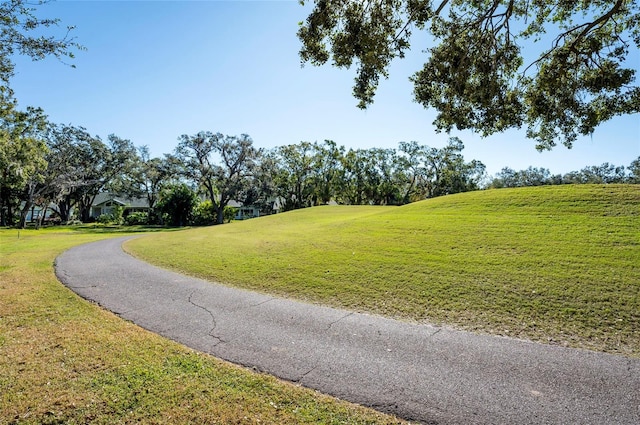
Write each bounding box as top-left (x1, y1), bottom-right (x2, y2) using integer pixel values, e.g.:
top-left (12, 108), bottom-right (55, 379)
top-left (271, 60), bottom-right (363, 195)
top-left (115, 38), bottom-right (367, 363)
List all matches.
top-left (489, 161), bottom-right (640, 188)
top-left (1, 120), bottom-right (489, 227)
top-left (3, 115), bottom-right (638, 229)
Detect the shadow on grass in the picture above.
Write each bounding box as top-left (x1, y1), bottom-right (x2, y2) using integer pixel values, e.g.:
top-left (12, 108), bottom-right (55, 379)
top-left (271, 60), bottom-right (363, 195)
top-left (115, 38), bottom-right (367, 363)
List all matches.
top-left (69, 224), bottom-right (189, 234)
top-left (6, 223), bottom-right (191, 234)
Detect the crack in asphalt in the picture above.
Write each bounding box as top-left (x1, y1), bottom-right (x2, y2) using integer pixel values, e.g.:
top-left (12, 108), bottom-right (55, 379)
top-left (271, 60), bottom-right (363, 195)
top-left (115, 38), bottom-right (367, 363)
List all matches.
top-left (69, 284), bottom-right (98, 289)
top-left (226, 296), bottom-right (274, 314)
top-left (250, 297), bottom-right (275, 308)
top-left (291, 312), bottom-right (356, 384)
top-left (294, 363), bottom-right (319, 384)
top-left (188, 290), bottom-right (226, 347)
top-left (325, 312), bottom-right (354, 331)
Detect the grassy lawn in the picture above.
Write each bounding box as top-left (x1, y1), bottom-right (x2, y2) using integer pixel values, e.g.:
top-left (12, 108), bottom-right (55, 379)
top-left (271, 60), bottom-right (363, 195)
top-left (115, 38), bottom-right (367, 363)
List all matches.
top-left (127, 185), bottom-right (640, 356)
top-left (0, 226), bottom-right (406, 424)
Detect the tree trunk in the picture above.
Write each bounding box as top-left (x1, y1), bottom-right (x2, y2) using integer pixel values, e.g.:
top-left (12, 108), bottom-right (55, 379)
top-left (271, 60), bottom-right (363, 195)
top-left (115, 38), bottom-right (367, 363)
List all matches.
top-left (56, 197), bottom-right (72, 222)
top-left (215, 206), bottom-right (223, 225)
top-left (35, 207), bottom-right (45, 230)
top-left (18, 200), bottom-right (32, 229)
top-left (6, 200), bottom-right (14, 226)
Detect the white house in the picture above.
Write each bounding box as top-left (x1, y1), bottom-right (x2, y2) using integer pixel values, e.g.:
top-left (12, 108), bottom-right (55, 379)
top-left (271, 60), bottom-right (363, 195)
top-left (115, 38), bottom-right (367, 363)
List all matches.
top-left (228, 197), bottom-right (283, 220)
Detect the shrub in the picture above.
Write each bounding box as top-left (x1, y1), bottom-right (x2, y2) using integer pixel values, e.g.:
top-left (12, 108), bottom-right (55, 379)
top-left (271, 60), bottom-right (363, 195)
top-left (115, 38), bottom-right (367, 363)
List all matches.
top-left (224, 206), bottom-right (238, 223)
top-left (192, 201), bottom-right (216, 226)
top-left (157, 184), bottom-right (198, 227)
top-left (112, 206), bottom-right (125, 225)
top-left (96, 214), bottom-right (113, 224)
top-left (125, 212), bottom-right (148, 226)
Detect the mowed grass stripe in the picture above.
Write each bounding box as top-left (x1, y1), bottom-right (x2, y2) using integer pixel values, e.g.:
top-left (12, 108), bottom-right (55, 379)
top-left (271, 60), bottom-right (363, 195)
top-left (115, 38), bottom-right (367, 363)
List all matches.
top-left (0, 228), bottom-right (406, 424)
top-left (127, 185), bottom-right (640, 356)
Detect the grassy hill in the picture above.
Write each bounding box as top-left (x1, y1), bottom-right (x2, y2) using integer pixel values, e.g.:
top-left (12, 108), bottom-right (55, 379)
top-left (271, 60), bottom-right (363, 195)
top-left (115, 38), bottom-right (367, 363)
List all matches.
top-left (128, 185), bottom-right (640, 356)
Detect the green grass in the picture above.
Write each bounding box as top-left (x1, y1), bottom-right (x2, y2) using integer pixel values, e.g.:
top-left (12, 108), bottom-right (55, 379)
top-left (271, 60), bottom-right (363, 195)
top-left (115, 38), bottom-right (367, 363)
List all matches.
top-left (127, 185), bottom-right (640, 356)
top-left (0, 226), bottom-right (407, 424)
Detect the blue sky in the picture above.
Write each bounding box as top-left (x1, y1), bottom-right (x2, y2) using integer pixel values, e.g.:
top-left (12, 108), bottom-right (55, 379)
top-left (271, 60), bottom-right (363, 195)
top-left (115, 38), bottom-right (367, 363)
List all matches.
top-left (10, 0), bottom-right (640, 176)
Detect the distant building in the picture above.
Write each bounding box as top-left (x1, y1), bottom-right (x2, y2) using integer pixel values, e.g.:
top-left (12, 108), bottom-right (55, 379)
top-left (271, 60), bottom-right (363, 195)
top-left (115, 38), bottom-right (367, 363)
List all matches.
top-left (23, 193), bottom-right (285, 224)
top-left (90, 193), bottom-right (150, 219)
top-left (228, 197), bottom-right (283, 220)
top-left (23, 203), bottom-right (57, 223)
top-left (227, 201), bottom-right (260, 220)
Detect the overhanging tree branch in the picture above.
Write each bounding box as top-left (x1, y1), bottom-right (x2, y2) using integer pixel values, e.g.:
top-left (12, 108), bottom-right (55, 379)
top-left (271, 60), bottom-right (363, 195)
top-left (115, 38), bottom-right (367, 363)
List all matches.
top-left (299, 0), bottom-right (639, 148)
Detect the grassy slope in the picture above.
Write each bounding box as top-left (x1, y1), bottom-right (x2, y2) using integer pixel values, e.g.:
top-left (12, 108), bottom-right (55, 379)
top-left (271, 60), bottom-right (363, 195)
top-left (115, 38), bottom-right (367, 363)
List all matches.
top-left (127, 185), bottom-right (640, 356)
top-left (0, 227), bottom-right (406, 424)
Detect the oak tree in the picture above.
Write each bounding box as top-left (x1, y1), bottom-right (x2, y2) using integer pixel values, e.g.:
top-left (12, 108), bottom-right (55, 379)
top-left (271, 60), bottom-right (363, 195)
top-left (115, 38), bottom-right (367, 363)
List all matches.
top-left (298, 0), bottom-right (640, 149)
top-left (176, 132), bottom-right (260, 224)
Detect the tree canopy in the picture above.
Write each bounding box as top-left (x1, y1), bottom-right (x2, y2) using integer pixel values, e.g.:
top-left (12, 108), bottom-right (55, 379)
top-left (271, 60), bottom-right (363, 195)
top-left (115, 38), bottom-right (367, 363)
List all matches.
top-left (175, 132), bottom-right (260, 224)
top-left (0, 0), bottom-right (81, 85)
top-left (0, 0), bottom-right (82, 121)
top-left (298, 0), bottom-right (640, 150)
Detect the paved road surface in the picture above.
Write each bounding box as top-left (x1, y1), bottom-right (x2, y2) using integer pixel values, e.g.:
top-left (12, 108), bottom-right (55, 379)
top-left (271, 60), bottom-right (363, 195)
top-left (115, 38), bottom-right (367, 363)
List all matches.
top-left (55, 236), bottom-right (640, 424)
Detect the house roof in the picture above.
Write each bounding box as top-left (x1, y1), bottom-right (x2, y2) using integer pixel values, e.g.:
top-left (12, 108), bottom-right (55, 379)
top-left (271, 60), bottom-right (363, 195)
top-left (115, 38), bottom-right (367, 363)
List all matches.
top-left (92, 192), bottom-right (149, 209)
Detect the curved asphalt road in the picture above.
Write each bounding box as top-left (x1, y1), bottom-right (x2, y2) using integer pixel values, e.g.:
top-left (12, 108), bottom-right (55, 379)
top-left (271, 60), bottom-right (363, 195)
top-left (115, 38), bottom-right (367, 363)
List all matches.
top-left (55, 236), bottom-right (640, 424)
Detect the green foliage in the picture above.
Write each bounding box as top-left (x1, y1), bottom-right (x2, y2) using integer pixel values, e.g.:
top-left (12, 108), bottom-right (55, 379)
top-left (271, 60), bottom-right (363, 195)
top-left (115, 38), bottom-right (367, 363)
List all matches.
top-left (271, 139), bottom-right (484, 210)
top-left (116, 146), bottom-right (177, 215)
top-left (0, 1), bottom-right (83, 227)
top-left (176, 132), bottom-right (259, 224)
top-left (298, 0), bottom-right (640, 149)
top-left (0, 129), bottom-right (48, 226)
top-left (36, 125), bottom-right (139, 223)
top-left (95, 213), bottom-right (113, 224)
top-left (94, 207), bottom-right (124, 226)
top-left (124, 211), bottom-right (148, 226)
top-left (0, 0), bottom-right (83, 85)
top-left (397, 137), bottom-right (486, 200)
top-left (629, 157), bottom-right (640, 183)
top-left (157, 184), bottom-right (198, 227)
top-left (339, 147), bottom-right (404, 205)
top-left (112, 205), bottom-right (125, 225)
top-left (129, 185), bottom-right (640, 356)
top-left (272, 141), bottom-right (316, 210)
top-left (192, 202), bottom-right (237, 225)
top-left (224, 205), bottom-right (238, 223)
top-left (192, 200), bottom-right (216, 225)
top-left (490, 157), bottom-right (639, 188)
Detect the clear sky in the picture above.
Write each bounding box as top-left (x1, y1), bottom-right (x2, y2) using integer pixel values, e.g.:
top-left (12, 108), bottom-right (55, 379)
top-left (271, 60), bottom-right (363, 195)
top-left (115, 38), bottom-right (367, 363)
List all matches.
top-left (10, 0), bottom-right (640, 176)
